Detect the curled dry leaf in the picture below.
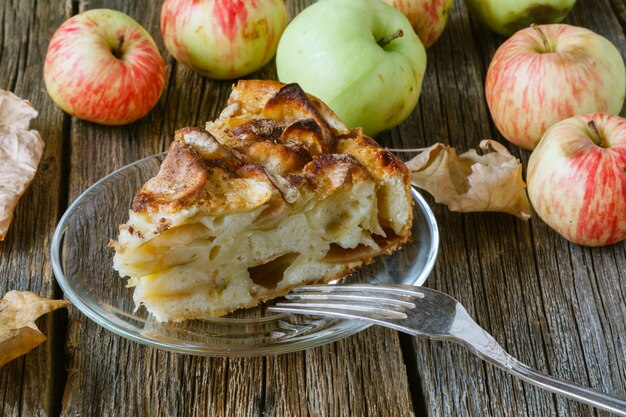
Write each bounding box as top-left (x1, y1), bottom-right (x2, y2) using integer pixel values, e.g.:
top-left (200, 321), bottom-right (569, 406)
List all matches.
top-left (0, 291), bottom-right (70, 366)
top-left (405, 140), bottom-right (532, 219)
top-left (0, 89), bottom-right (44, 241)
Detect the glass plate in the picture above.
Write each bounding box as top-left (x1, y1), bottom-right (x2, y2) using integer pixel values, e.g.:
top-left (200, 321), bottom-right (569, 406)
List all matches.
top-left (51, 153), bottom-right (439, 357)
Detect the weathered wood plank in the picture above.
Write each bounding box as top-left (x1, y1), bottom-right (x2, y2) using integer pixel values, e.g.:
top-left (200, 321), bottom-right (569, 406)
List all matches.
top-left (397, 2), bottom-right (556, 414)
top-left (265, 328), bottom-right (415, 417)
top-left (60, 1), bottom-right (417, 416)
top-left (405, 0), bottom-right (626, 415)
top-left (608, 0), bottom-right (626, 33)
top-left (0, 1), bottom-right (70, 416)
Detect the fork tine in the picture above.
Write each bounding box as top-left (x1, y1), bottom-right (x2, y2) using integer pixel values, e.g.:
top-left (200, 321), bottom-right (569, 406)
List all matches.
top-left (284, 292), bottom-right (417, 309)
top-left (273, 300), bottom-right (409, 318)
top-left (269, 305), bottom-right (415, 334)
top-left (293, 284), bottom-right (424, 298)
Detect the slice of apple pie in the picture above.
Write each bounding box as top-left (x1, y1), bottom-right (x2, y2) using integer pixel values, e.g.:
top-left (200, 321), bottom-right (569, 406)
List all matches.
top-left (112, 80), bottom-right (413, 322)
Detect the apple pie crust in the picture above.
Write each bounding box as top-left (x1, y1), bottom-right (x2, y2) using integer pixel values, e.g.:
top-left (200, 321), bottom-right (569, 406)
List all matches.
top-left (112, 80), bottom-right (413, 321)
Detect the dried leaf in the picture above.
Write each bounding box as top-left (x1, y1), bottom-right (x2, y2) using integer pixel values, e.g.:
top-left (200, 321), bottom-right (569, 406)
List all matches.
top-left (0, 291), bottom-right (70, 366)
top-left (0, 90), bottom-right (44, 240)
top-left (406, 140), bottom-right (531, 219)
top-left (0, 91), bottom-right (37, 130)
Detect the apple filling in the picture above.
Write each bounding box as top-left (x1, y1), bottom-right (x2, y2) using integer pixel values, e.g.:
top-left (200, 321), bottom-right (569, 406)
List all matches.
top-left (114, 180), bottom-right (393, 321)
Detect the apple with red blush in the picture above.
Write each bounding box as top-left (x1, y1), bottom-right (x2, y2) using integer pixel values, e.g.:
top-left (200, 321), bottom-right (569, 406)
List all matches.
top-left (161, 0), bottom-right (287, 79)
top-left (44, 9), bottom-right (166, 125)
top-left (485, 24), bottom-right (625, 150)
top-left (527, 114), bottom-right (626, 247)
top-left (381, 0), bottom-right (453, 47)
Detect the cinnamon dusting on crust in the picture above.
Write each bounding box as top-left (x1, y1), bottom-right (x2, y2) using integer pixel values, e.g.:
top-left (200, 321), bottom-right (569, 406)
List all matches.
top-left (132, 141), bottom-right (208, 213)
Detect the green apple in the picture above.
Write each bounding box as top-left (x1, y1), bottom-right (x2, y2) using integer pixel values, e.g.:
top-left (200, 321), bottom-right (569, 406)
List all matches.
top-left (276, 0), bottom-right (426, 137)
top-left (463, 0), bottom-right (576, 36)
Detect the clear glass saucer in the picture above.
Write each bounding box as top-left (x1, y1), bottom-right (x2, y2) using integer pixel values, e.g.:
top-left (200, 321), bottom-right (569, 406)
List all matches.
top-left (51, 153), bottom-right (439, 357)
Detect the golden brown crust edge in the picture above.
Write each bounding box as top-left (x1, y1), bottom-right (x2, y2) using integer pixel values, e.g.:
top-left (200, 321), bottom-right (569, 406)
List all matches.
top-left (129, 81), bottom-right (413, 233)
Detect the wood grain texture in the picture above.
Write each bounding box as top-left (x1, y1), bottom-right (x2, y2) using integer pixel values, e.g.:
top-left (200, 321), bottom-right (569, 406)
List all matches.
top-left (609, 0), bottom-right (626, 32)
top-left (1, 0), bottom-right (625, 416)
top-left (60, 1), bottom-right (416, 416)
top-left (403, 0), bottom-right (626, 416)
top-left (0, 1), bottom-right (70, 416)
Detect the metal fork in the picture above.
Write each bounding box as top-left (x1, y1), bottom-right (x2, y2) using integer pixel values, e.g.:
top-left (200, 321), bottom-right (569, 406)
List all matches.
top-left (269, 284), bottom-right (626, 416)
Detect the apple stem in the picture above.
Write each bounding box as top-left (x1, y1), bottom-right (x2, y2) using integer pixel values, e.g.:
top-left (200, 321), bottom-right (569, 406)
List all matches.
top-left (531, 24), bottom-right (553, 53)
top-left (378, 29), bottom-right (404, 48)
top-left (112, 34), bottom-right (125, 59)
top-left (588, 120), bottom-right (607, 148)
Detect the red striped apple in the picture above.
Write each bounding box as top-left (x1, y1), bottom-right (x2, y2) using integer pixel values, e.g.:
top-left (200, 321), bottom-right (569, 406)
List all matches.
top-left (527, 114), bottom-right (626, 247)
top-left (381, 0), bottom-right (453, 47)
top-left (161, 0), bottom-right (287, 79)
top-left (486, 24), bottom-right (626, 150)
top-left (44, 9), bottom-right (166, 126)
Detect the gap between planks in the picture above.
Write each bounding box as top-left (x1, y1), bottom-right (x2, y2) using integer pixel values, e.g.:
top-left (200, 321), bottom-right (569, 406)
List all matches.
top-left (47, 4), bottom-right (79, 416)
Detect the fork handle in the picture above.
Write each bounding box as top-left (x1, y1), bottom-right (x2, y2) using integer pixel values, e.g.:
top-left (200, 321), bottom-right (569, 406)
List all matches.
top-left (501, 358), bottom-right (626, 416)
top-left (457, 336), bottom-right (626, 416)
top-left (448, 304), bottom-right (626, 415)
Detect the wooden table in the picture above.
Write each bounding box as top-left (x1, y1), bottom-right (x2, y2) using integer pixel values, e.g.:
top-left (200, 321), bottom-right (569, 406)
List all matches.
top-left (1, 0), bottom-right (625, 416)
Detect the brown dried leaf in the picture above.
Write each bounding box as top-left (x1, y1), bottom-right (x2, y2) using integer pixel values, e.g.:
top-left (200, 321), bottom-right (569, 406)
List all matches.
top-left (406, 140), bottom-right (531, 219)
top-left (0, 89), bottom-right (44, 240)
top-left (0, 91), bottom-right (37, 130)
top-left (0, 291), bottom-right (70, 366)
